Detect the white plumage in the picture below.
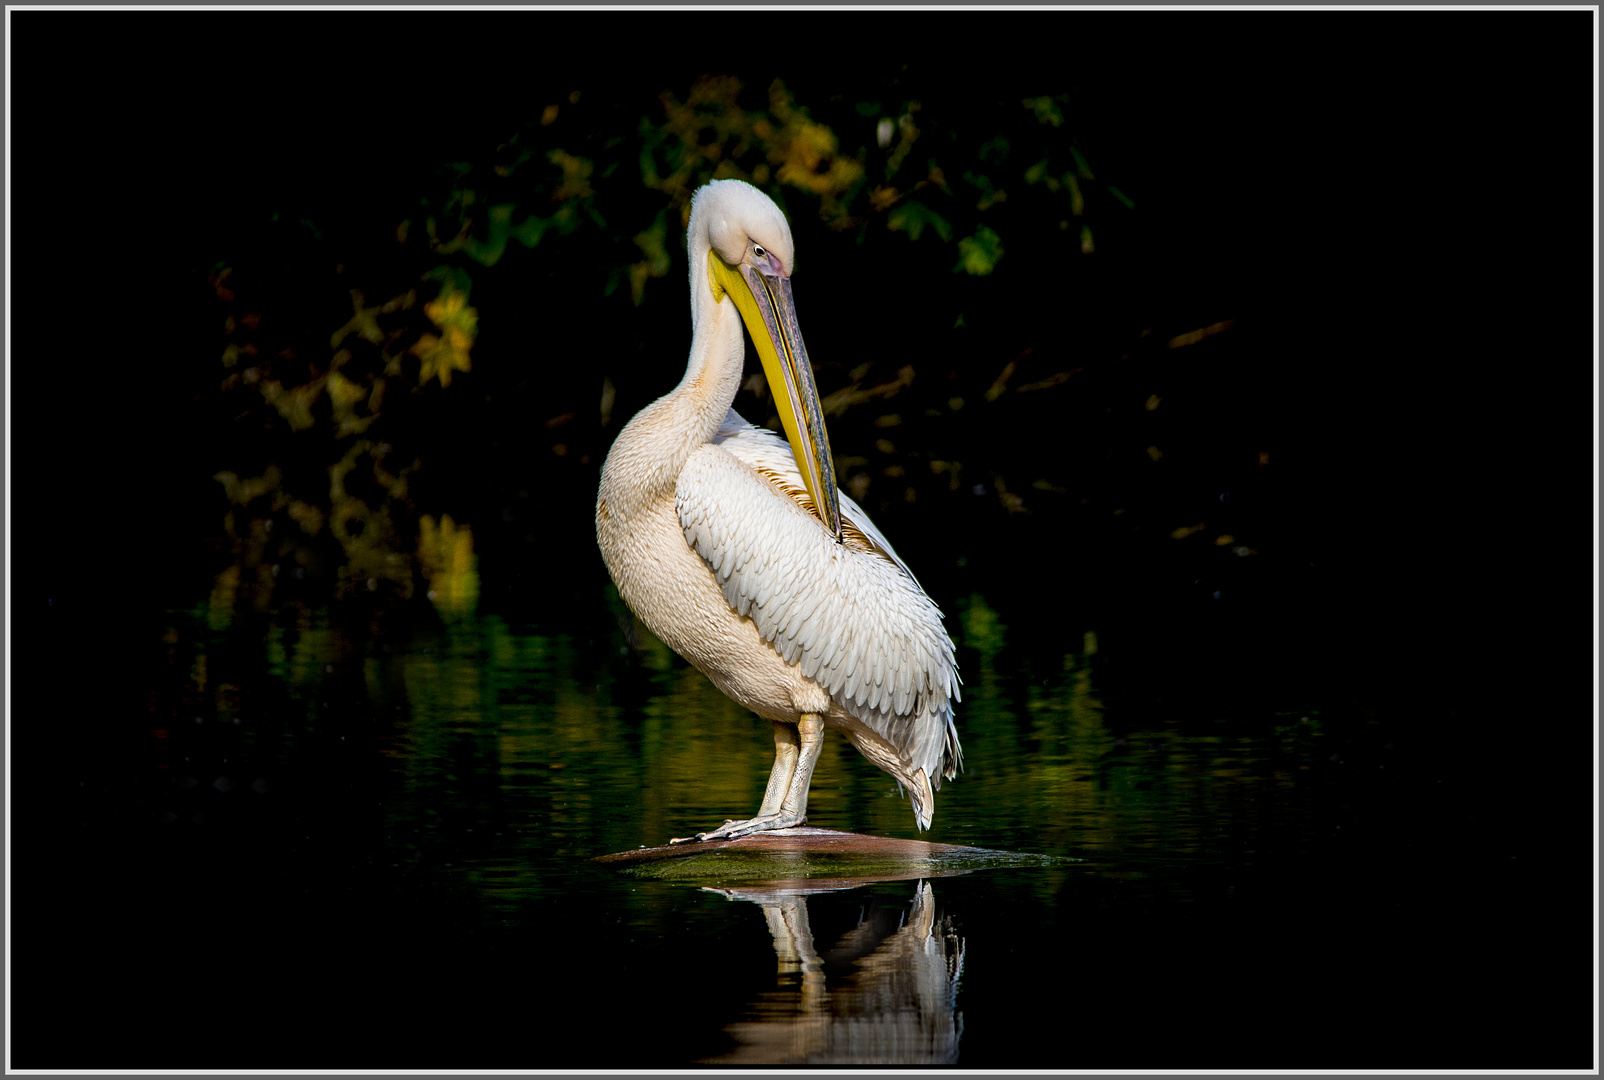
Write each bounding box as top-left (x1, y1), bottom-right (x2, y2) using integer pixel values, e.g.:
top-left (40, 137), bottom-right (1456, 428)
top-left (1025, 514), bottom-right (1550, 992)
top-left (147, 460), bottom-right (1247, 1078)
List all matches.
top-left (686, 413), bottom-right (961, 787)
top-left (596, 180), bottom-right (961, 841)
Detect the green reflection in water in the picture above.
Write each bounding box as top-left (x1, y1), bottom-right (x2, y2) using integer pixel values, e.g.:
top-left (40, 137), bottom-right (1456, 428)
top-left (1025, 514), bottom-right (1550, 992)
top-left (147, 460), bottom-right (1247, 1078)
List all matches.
top-left (134, 588), bottom-right (1349, 1066)
top-left (158, 591), bottom-right (1328, 930)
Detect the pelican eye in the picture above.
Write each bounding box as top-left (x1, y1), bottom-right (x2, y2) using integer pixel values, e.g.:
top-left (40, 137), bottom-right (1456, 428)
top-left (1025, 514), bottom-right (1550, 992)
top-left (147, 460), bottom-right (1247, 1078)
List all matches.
top-left (752, 244), bottom-right (766, 259)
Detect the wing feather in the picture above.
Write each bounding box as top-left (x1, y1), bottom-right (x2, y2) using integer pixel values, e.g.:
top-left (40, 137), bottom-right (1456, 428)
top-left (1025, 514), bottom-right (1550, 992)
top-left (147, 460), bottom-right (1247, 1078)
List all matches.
top-left (676, 411), bottom-right (962, 787)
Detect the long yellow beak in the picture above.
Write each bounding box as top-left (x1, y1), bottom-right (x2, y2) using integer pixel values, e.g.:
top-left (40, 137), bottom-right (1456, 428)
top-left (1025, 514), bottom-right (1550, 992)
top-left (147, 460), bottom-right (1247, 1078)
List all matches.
top-left (709, 250), bottom-right (842, 540)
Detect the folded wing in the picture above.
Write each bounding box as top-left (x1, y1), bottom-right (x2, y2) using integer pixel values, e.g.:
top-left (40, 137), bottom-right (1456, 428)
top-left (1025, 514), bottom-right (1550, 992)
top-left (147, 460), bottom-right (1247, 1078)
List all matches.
top-left (675, 410), bottom-right (962, 787)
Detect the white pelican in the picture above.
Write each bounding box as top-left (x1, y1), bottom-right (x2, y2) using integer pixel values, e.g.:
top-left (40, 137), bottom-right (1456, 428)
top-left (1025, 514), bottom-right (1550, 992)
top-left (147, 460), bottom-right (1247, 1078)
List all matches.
top-left (596, 179), bottom-right (961, 842)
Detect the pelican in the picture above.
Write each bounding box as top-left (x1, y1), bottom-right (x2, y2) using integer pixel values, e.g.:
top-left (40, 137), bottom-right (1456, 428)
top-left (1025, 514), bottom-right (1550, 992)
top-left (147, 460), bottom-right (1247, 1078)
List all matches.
top-left (596, 179), bottom-right (960, 843)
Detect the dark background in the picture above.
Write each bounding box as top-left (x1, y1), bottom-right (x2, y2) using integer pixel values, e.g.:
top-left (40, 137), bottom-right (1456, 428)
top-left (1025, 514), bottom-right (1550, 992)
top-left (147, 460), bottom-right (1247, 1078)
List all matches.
top-left (11, 10), bottom-right (1596, 1069)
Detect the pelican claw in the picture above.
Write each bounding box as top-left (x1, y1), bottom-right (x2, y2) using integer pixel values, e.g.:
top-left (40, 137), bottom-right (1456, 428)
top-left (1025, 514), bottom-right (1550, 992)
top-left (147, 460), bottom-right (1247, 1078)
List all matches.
top-left (669, 811), bottom-right (808, 845)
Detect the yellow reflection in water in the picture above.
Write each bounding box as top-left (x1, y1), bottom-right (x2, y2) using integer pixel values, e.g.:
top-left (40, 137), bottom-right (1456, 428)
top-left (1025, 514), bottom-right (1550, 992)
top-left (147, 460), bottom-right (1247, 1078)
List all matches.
top-left (160, 591), bottom-right (1321, 912)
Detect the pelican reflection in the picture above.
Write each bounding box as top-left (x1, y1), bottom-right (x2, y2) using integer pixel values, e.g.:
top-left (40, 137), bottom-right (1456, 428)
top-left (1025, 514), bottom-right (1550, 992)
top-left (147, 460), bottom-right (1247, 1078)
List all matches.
top-left (701, 879), bottom-right (964, 1065)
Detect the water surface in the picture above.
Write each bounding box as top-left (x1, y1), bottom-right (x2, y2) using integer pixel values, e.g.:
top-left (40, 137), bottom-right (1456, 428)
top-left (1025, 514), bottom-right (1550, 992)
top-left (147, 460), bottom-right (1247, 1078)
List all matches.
top-left (18, 588), bottom-right (1588, 1069)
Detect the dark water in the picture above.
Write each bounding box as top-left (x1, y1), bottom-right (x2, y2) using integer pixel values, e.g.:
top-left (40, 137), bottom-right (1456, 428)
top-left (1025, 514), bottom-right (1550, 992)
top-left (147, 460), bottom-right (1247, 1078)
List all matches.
top-left (19, 577), bottom-right (1591, 1070)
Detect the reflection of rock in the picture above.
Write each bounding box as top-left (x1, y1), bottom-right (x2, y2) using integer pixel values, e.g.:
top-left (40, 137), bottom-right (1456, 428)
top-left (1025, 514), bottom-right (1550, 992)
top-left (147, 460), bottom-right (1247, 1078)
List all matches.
top-left (703, 880), bottom-right (965, 1065)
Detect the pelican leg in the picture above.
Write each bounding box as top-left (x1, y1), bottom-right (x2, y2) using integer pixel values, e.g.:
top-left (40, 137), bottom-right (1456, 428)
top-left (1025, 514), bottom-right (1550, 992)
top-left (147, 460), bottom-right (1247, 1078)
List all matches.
top-left (757, 721), bottom-right (801, 816)
top-left (670, 714), bottom-right (823, 843)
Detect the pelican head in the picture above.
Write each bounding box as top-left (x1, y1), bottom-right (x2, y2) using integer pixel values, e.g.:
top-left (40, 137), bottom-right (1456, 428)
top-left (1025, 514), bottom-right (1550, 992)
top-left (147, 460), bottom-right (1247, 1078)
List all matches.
top-left (701, 181), bottom-right (794, 274)
top-left (691, 180), bottom-right (841, 540)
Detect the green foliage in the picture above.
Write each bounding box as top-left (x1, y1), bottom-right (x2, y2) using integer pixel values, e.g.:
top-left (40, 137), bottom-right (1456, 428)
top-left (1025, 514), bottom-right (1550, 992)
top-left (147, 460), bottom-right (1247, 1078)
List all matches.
top-left (1022, 95), bottom-right (1066, 128)
top-left (886, 200), bottom-right (952, 243)
top-left (206, 72), bottom-right (1155, 622)
top-left (208, 232), bottom-right (481, 619)
top-left (955, 225), bottom-right (1005, 276)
